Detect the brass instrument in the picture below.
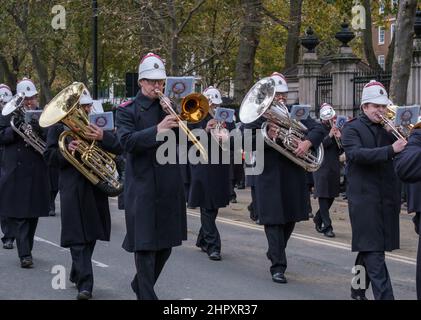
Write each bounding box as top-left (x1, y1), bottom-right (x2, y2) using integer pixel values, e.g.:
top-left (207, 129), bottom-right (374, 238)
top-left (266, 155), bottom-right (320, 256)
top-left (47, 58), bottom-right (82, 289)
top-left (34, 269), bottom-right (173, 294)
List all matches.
top-left (378, 105), bottom-right (412, 141)
top-left (39, 82), bottom-right (123, 197)
top-left (1, 92), bottom-right (46, 154)
top-left (239, 77), bottom-right (324, 172)
top-left (208, 106), bottom-right (230, 151)
top-left (319, 105), bottom-right (342, 150)
top-left (155, 90), bottom-right (209, 161)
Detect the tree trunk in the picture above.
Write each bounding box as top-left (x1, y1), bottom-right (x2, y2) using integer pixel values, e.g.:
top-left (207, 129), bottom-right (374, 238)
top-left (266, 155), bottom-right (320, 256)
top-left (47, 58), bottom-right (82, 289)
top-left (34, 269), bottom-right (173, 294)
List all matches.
top-left (284, 0), bottom-right (303, 69)
top-left (233, 0), bottom-right (263, 105)
top-left (390, 0), bottom-right (418, 105)
top-left (362, 0), bottom-right (382, 71)
top-left (385, 34), bottom-right (395, 72)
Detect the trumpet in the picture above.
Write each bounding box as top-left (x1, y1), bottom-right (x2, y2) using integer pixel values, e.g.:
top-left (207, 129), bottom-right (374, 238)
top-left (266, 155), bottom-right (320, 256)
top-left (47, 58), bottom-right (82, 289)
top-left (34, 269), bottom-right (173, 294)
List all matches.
top-left (377, 105), bottom-right (409, 141)
top-left (155, 90), bottom-right (209, 161)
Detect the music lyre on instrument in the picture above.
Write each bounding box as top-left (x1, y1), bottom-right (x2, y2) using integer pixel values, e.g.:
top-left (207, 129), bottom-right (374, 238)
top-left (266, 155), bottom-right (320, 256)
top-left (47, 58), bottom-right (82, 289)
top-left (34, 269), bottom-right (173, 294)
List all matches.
top-left (319, 105), bottom-right (342, 150)
top-left (155, 89), bottom-right (209, 162)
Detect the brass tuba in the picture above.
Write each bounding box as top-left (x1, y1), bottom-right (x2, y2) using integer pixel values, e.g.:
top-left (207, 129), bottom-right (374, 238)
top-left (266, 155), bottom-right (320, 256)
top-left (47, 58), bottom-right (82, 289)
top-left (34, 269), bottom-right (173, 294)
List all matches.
top-left (239, 77), bottom-right (324, 172)
top-left (155, 90), bottom-right (209, 161)
top-left (39, 82), bottom-right (123, 197)
top-left (2, 92), bottom-right (46, 154)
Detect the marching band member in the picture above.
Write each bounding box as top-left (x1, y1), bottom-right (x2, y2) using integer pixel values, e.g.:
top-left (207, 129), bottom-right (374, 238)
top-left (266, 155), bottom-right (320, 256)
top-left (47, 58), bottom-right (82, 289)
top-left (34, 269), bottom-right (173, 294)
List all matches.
top-left (116, 53), bottom-right (187, 300)
top-left (244, 72), bottom-right (326, 284)
top-left (188, 86), bottom-right (234, 261)
top-left (312, 103), bottom-right (342, 238)
top-left (342, 80), bottom-right (406, 300)
top-left (44, 89), bottom-right (122, 300)
top-left (394, 125), bottom-right (421, 300)
top-left (0, 84), bottom-right (15, 249)
top-left (0, 78), bottom-right (50, 268)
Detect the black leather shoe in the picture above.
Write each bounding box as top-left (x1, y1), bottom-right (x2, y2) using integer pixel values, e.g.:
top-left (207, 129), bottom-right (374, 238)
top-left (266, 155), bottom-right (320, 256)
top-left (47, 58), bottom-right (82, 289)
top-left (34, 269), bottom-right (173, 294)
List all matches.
top-left (308, 212), bottom-right (314, 218)
top-left (324, 229), bottom-right (335, 238)
top-left (196, 244), bottom-right (207, 253)
top-left (208, 251), bottom-right (221, 261)
top-left (20, 257), bottom-right (33, 268)
top-left (49, 210), bottom-right (56, 216)
top-left (351, 291), bottom-right (368, 300)
top-left (77, 290), bottom-right (92, 300)
top-left (230, 198), bottom-right (237, 203)
top-left (272, 272), bottom-right (287, 284)
top-left (3, 240), bottom-right (13, 249)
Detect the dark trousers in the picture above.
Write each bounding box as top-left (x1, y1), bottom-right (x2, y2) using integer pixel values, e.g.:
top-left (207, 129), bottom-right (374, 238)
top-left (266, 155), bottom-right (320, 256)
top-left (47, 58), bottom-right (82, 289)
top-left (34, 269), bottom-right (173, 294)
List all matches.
top-left (1, 217), bottom-right (15, 243)
top-left (69, 241), bottom-right (96, 292)
top-left (10, 218), bottom-right (38, 258)
top-left (49, 189), bottom-right (59, 213)
top-left (314, 197), bottom-right (334, 231)
top-left (264, 222), bottom-right (296, 275)
top-left (196, 208), bottom-right (221, 254)
top-left (131, 248), bottom-right (172, 300)
top-left (249, 186), bottom-right (258, 221)
top-left (352, 251), bottom-right (394, 300)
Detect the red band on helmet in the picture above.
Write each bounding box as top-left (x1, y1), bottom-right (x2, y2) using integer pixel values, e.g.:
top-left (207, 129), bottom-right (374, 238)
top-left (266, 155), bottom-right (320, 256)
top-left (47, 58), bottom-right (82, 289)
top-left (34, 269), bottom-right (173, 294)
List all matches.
top-left (364, 81), bottom-right (386, 89)
top-left (140, 53), bottom-right (164, 64)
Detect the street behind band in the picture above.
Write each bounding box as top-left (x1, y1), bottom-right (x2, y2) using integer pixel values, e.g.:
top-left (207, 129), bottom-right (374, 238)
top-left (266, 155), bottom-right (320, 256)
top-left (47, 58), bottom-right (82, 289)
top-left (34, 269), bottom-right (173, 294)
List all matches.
top-left (0, 58), bottom-right (419, 300)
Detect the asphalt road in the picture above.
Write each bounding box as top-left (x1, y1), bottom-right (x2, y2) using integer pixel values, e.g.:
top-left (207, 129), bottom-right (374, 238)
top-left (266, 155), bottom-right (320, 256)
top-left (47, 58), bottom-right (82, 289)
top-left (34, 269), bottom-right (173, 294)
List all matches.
top-left (0, 195), bottom-right (418, 300)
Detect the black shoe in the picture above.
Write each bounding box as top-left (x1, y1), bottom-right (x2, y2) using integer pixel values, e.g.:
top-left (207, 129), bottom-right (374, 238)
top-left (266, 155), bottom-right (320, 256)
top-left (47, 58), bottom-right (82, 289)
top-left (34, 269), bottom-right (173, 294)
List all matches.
top-left (49, 210), bottom-right (56, 216)
top-left (197, 244), bottom-right (207, 253)
top-left (20, 257), bottom-right (33, 268)
top-left (3, 239), bottom-right (13, 249)
top-left (413, 213), bottom-right (420, 235)
top-left (272, 272), bottom-right (287, 284)
top-left (237, 184), bottom-right (245, 190)
top-left (77, 290), bottom-right (92, 300)
top-left (208, 251), bottom-right (221, 261)
top-left (351, 290), bottom-right (368, 300)
top-left (324, 229), bottom-right (335, 238)
top-left (308, 212), bottom-right (314, 218)
top-left (313, 219), bottom-right (323, 233)
top-left (230, 198), bottom-right (237, 204)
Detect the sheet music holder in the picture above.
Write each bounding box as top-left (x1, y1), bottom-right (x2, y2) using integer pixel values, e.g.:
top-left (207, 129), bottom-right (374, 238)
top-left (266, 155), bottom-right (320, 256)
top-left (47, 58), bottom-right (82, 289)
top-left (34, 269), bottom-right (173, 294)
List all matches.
top-left (290, 105), bottom-right (310, 121)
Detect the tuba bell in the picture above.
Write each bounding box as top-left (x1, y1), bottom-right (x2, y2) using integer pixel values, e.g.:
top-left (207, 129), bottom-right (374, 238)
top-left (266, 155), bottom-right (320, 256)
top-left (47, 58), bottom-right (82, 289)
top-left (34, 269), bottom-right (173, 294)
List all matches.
top-left (239, 77), bottom-right (324, 172)
top-left (2, 92), bottom-right (46, 154)
top-left (39, 82), bottom-right (123, 197)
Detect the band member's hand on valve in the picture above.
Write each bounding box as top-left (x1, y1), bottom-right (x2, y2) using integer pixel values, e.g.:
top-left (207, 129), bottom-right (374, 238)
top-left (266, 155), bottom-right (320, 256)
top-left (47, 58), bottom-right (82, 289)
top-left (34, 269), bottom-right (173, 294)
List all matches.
top-left (68, 140), bottom-right (80, 153)
top-left (294, 140), bottom-right (312, 158)
top-left (157, 115), bottom-right (178, 133)
top-left (86, 123), bottom-right (104, 141)
top-left (392, 138), bottom-right (407, 153)
top-left (205, 119), bottom-right (217, 133)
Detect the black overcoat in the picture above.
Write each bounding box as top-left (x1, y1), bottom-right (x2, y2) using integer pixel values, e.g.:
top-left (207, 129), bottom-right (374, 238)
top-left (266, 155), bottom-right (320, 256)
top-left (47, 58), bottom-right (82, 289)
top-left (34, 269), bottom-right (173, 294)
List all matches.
top-left (245, 115), bottom-right (325, 225)
top-left (313, 123), bottom-right (341, 198)
top-left (0, 113), bottom-right (50, 218)
top-left (44, 124), bottom-right (122, 247)
top-left (394, 129), bottom-right (421, 213)
top-left (342, 114), bottom-right (400, 252)
top-left (116, 92), bottom-right (187, 252)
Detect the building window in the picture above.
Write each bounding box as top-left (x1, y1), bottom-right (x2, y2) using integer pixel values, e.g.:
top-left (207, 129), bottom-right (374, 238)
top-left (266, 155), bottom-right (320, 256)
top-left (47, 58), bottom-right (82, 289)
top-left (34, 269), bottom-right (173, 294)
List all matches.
top-left (392, 0), bottom-right (399, 9)
top-left (391, 23), bottom-right (396, 40)
top-left (378, 27), bottom-right (385, 44)
top-left (378, 55), bottom-right (385, 70)
top-left (379, 1), bottom-right (385, 14)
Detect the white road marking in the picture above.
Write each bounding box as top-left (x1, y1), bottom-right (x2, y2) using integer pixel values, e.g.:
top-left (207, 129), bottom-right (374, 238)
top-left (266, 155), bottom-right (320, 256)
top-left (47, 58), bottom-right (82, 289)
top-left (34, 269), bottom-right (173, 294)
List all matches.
top-left (187, 210), bottom-right (417, 266)
top-left (34, 236), bottom-right (109, 268)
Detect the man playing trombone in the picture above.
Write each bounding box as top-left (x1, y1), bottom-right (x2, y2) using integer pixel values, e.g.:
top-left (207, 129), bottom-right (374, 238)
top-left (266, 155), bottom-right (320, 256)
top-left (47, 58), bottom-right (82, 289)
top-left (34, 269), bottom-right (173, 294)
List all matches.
top-left (341, 80), bottom-right (406, 300)
top-left (116, 53), bottom-right (187, 300)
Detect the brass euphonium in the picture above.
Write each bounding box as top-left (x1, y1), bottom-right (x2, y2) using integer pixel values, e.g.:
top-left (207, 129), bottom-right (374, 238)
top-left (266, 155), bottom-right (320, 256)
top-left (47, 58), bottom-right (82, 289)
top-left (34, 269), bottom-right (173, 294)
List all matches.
top-left (2, 92), bottom-right (46, 154)
top-left (155, 90), bottom-right (209, 161)
top-left (239, 77), bottom-right (324, 172)
top-left (39, 82), bottom-right (123, 197)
